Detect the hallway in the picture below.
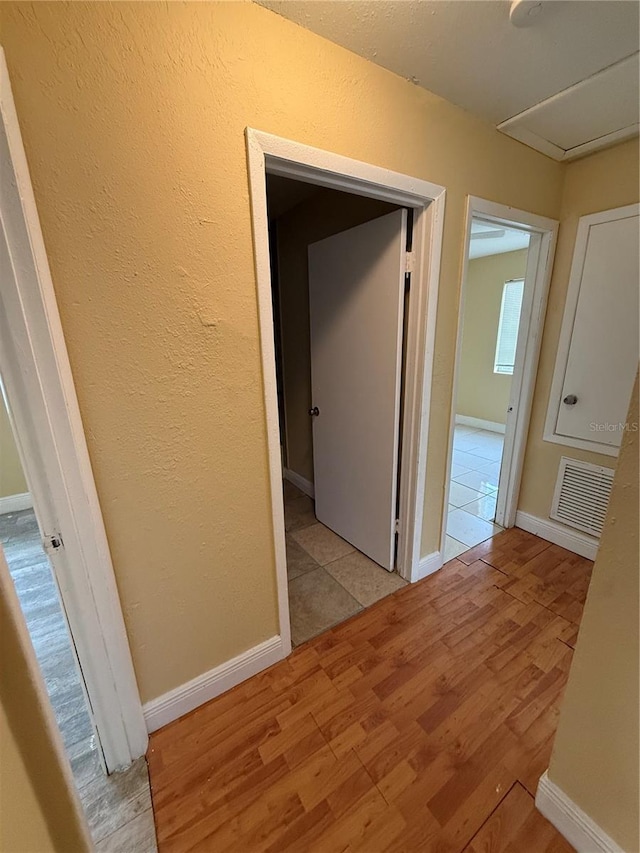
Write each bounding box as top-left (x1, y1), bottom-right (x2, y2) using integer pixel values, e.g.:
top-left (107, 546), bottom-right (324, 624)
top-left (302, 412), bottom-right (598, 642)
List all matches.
top-left (148, 526), bottom-right (591, 852)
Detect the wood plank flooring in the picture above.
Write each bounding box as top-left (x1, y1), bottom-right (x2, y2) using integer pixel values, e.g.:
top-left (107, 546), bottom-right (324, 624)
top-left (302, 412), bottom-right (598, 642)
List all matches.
top-left (148, 528), bottom-right (591, 852)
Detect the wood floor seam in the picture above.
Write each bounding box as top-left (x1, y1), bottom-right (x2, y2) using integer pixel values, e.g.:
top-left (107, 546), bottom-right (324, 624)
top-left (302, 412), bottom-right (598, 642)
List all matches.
top-left (463, 779), bottom-right (519, 848)
top-left (495, 581), bottom-right (582, 628)
top-left (149, 527), bottom-right (588, 853)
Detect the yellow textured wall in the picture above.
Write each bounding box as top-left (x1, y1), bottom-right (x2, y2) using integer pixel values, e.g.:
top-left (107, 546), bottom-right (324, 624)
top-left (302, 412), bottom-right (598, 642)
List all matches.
top-left (456, 249), bottom-right (528, 425)
top-left (0, 702), bottom-right (55, 853)
top-left (0, 395), bottom-right (29, 500)
top-left (276, 188), bottom-right (398, 483)
top-left (0, 1), bottom-right (564, 702)
top-left (518, 138), bottom-right (640, 521)
top-left (548, 375), bottom-right (639, 851)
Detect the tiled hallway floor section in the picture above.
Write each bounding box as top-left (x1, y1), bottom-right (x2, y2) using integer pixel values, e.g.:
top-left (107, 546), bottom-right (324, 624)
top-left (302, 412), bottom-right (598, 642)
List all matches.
top-left (148, 526), bottom-right (591, 852)
top-left (1, 509), bottom-right (157, 852)
top-left (445, 424), bottom-right (505, 562)
top-left (284, 480), bottom-right (407, 646)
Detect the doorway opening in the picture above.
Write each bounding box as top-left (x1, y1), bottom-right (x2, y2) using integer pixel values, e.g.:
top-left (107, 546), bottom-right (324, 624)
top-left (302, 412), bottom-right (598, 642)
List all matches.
top-left (443, 197), bottom-right (558, 562)
top-left (0, 386), bottom-right (156, 849)
top-left (266, 177), bottom-right (411, 645)
top-left (1, 51), bottom-right (153, 849)
top-left (0, 330), bottom-right (157, 850)
top-left (445, 219), bottom-right (530, 556)
top-left (247, 129), bottom-right (446, 654)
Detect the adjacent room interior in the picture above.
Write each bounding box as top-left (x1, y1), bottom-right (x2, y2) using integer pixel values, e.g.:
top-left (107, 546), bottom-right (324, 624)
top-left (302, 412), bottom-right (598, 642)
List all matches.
top-left (445, 219), bottom-right (531, 559)
top-left (266, 176), bottom-right (410, 645)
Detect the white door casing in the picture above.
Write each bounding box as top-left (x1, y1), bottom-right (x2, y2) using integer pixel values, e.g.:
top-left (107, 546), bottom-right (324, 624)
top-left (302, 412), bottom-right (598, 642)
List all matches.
top-left (545, 204), bottom-right (640, 455)
top-left (308, 210), bottom-right (408, 571)
top-left (0, 48), bottom-right (147, 771)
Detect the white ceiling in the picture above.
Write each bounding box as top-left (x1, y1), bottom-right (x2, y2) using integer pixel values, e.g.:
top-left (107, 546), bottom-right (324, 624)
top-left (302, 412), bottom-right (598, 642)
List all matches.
top-left (469, 220), bottom-right (530, 260)
top-left (258, 0), bottom-right (639, 160)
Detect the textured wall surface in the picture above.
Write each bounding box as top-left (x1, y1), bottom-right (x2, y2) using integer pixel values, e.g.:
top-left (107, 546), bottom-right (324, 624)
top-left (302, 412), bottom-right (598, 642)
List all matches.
top-left (0, 1), bottom-right (564, 702)
top-left (519, 137), bottom-right (639, 521)
top-left (0, 396), bottom-right (28, 499)
top-left (456, 249), bottom-right (528, 426)
top-left (548, 375), bottom-right (639, 851)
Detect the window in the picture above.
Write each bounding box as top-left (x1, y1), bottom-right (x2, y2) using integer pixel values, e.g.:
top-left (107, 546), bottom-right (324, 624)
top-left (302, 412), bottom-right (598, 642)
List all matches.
top-left (494, 278), bottom-right (524, 375)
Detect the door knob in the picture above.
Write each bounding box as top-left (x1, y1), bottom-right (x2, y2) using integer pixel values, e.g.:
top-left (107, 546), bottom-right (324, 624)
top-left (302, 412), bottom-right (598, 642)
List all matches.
top-left (563, 394), bottom-right (578, 406)
top-left (309, 406), bottom-right (320, 417)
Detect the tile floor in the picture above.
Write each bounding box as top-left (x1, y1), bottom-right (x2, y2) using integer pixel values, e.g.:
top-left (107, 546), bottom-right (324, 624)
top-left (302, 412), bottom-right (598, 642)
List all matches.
top-left (1, 509), bottom-right (157, 852)
top-left (444, 424), bottom-right (505, 562)
top-left (284, 480), bottom-right (407, 646)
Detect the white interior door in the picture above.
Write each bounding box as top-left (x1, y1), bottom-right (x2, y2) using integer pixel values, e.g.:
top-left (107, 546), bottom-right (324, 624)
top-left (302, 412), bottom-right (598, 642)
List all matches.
top-left (308, 209), bottom-right (407, 570)
top-left (555, 212), bottom-right (639, 447)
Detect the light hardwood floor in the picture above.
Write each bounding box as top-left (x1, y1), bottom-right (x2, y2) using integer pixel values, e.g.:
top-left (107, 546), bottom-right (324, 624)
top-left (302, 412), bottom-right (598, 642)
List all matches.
top-left (148, 527), bottom-right (590, 852)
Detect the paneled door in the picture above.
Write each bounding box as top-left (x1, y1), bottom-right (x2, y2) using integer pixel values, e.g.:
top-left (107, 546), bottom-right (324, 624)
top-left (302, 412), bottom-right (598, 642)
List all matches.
top-left (549, 205), bottom-right (639, 452)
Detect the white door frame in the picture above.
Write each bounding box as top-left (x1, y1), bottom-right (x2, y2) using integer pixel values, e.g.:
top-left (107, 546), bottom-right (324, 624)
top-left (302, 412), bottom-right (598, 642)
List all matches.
top-left (246, 128), bottom-right (446, 646)
top-left (0, 49), bottom-right (147, 771)
top-left (443, 196), bottom-right (558, 547)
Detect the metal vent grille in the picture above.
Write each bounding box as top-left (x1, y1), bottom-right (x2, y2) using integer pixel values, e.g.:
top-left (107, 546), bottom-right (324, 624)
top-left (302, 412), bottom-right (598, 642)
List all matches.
top-left (550, 457), bottom-right (615, 538)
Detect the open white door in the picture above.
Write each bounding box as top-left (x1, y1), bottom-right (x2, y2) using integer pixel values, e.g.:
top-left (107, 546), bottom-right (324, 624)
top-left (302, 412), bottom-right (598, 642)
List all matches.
top-left (308, 209), bottom-right (408, 570)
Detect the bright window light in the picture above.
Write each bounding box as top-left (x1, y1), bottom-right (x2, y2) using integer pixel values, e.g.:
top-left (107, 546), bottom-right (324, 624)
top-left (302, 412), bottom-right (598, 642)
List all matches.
top-left (494, 279), bottom-right (524, 375)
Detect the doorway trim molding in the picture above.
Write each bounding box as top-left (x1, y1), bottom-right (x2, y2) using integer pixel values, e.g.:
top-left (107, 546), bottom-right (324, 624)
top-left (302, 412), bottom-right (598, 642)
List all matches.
top-left (0, 50), bottom-right (147, 771)
top-left (246, 128), bottom-right (446, 642)
top-left (443, 195), bottom-right (558, 549)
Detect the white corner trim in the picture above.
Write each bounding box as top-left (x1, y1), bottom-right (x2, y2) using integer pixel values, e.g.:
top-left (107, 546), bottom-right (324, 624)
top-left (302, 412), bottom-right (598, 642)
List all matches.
top-left (455, 415), bottom-right (506, 435)
top-left (0, 492), bottom-right (33, 514)
top-left (536, 771), bottom-right (624, 853)
top-left (413, 550), bottom-right (443, 583)
top-left (143, 635), bottom-right (285, 733)
top-left (283, 468), bottom-right (315, 499)
top-left (1, 49), bottom-right (147, 770)
top-left (515, 511), bottom-right (598, 561)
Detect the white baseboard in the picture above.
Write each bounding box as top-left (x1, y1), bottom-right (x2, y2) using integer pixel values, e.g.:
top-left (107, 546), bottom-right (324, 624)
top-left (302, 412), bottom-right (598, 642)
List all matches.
top-left (143, 635), bottom-right (285, 733)
top-left (284, 468), bottom-right (315, 499)
top-left (0, 492), bottom-right (33, 514)
top-left (536, 771), bottom-right (623, 853)
top-left (515, 511), bottom-right (598, 560)
top-left (455, 415), bottom-right (506, 434)
top-left (412, 550), bottom-right (443, 583)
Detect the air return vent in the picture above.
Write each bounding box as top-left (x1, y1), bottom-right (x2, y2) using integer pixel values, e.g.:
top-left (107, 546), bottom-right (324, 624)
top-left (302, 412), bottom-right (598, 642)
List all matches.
top-left (550, 457), bottom-right (614, 538)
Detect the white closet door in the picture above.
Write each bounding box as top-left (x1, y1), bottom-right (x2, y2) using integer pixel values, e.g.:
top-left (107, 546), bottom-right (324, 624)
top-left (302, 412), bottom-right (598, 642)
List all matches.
top-left (552, 207), bottom-right (639, 451)
top-left (308, 209), bottom-right (407, 570)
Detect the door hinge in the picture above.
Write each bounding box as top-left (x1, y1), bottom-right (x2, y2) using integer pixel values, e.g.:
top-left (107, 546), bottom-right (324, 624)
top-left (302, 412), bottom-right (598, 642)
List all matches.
top-left (404, 252), bottom-right (414, 274)
top-left (43, 533), bottom-right (64, 556)
top-left (395, 518), bottom-right (400, 534)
